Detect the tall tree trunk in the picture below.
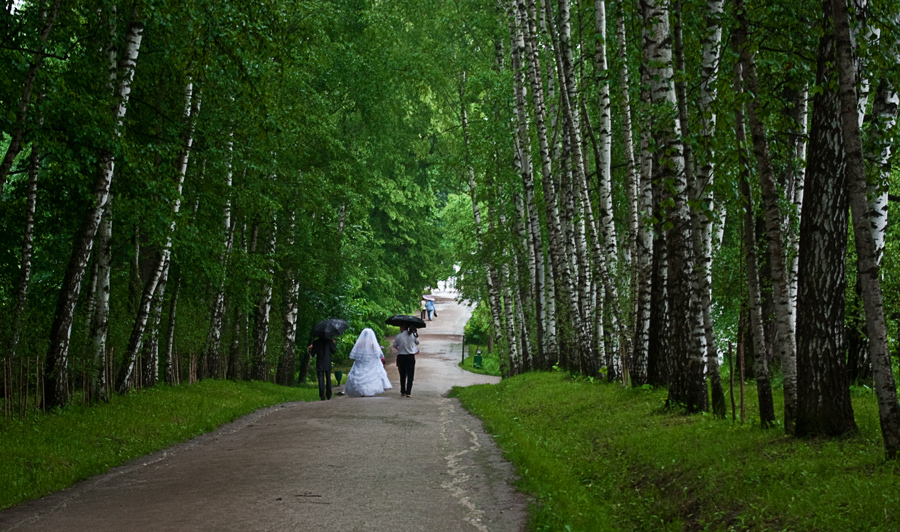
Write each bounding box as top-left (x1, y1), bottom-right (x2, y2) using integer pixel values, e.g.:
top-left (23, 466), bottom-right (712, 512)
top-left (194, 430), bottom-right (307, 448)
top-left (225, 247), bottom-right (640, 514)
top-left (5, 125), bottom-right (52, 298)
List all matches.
top-left (508, 9), bottom-right (546, 366)
top-left (9, 127), bottom-right (41, 364)
top-left (642, 0), bottom-right (705, 411)
top-left (201, 139), bottom-right (234, 380)
top-left (787, 86), bottom-right (809, 333)
top-left (734, 0), bottom-right (798, 431)
top-left (118, 82), bottom-right (198, 392)
top-left (593, 0), bottom-right (618, 270)
top-left (631, 57), bottom-right (654, 386)
top-left (252, 218), bottom-right (278, 381)
top-left (277, 213), bottom-right (300, 386)
top-left (0, 0), bottom-right (61, 191)
top-left (164, 269), bottom-right (180, 385)
top-left (794, 0), bottom-right (857, 438)
top-left (693, 0), bottom-right (726, 416)
top-left (44, 15), bottom-right (143, 409)
top-left (520, 0), bottom-right (569, 366)
top-left (89, 207), bottom-right (112, 401)
top-left (732, 50), bottom-right (776, 427)
top-left (832, 0), bottom-right (900, 456)
top-left (461, 78), bottom-right (507, 374)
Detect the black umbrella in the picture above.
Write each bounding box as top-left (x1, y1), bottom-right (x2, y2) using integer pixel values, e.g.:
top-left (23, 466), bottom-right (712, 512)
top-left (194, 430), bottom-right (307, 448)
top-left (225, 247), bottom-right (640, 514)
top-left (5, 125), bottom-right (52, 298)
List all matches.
top-left (385, 315), bottom-right (426, 328)
top-left (310, 318), bottom-right (349, 339)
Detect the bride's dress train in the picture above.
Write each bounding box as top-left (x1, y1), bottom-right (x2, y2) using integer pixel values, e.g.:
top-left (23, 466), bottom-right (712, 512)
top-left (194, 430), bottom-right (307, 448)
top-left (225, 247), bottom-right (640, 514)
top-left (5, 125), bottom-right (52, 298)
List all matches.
top-left (343, 328), bottom-right (392, 397)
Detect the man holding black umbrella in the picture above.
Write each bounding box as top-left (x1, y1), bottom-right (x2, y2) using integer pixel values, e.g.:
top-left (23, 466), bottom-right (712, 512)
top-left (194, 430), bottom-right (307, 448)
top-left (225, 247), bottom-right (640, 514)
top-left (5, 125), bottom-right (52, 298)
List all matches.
top-left (308, 319), bottom-right (349, 400)
top-left (308, 337), bottom-right (337, 400)
top-left (392, 325), bottom-right (419, 398)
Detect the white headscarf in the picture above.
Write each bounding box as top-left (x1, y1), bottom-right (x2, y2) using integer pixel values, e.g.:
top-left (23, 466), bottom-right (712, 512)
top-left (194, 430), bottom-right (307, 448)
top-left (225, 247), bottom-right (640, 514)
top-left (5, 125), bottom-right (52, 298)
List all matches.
top-left (349, 328), bottom-right (383, 360)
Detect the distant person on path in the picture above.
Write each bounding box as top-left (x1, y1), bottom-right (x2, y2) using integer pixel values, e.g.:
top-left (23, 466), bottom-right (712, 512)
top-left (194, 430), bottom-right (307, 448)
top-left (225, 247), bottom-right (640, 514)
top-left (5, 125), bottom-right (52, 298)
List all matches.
top-left (392, 325), bottom-right (419, 398)
top-left (308, 337), bottom-right (336, 400)
top-left (426, 299), bottom-right (435, 321)
top-left (420, 299), bottom-right (427, 320)
top-left (344, 328), bottom-right (392, 397)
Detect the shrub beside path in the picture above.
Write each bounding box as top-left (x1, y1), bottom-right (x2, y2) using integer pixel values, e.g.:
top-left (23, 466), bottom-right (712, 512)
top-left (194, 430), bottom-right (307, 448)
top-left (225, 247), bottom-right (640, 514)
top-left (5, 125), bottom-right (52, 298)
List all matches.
top-left (0, 288), bottom-right (528, 531)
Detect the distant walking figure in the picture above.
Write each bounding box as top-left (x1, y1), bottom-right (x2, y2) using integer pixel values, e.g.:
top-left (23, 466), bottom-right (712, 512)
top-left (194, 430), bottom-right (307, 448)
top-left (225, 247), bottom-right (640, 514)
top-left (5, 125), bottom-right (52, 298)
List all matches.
top-left (344, 328), bottom-right (392, 397)
top-left (392, 325), bottom-right (419, 397)
top-left (308, 337), bottom-right (336, 400)
top-left (425, 299), bottom-right (435, 321)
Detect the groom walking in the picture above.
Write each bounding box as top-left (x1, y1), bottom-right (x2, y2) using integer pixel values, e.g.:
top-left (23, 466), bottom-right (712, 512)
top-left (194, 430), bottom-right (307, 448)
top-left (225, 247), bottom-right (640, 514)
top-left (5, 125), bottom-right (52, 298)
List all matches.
top-left (392, 325), bottom-right (419, 398)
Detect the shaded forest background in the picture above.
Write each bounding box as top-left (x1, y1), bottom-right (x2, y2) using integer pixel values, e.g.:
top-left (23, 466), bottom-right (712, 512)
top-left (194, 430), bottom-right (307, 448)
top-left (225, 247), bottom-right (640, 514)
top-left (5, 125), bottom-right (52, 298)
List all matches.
top-left (3, 0), bottom-right (900, 458)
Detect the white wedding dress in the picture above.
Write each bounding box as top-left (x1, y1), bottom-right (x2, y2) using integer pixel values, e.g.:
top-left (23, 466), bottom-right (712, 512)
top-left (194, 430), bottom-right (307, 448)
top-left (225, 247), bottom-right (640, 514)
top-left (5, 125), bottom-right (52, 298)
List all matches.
top-left (344, 328), bottom-right (392, 397)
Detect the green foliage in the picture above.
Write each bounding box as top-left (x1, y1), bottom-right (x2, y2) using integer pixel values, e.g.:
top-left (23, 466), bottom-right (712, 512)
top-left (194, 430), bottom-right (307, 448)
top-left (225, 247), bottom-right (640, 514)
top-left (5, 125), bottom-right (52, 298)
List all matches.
top-left (452, 373), bottom-right (900, 532)
top-left (463, 301), bottom-right (492, 347)
top-left (0, 380), bottom-right (318, 510)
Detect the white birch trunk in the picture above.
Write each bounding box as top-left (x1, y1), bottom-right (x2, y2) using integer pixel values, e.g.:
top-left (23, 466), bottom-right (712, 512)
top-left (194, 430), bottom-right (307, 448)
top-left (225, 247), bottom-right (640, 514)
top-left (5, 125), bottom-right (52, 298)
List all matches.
top-left (788, 88), bottom-right (809, 331)
top-left (733, 53), bottom-right (776, 426)
top-left (831, 0), bottom-right (900, 458)
top-left (118, 82), bottom-right (199, 392)
top-left (735, 2), bottom-right (798, 430)
top-left (44, 15), bottom-right (143, 408)
top-left (508, 6), bottom-right (549, 365)
top-left (252, 217), bottom-right (277, 381)
top-left (278, 212), bottom-right (300, 386)
top-left (614, 6), bottom-right (640, 297)
top-left (642, 0), bottom-right (705, 410)
top-left (202, 136), bottom-right (234, 380)
top-left (594, 0), bottom-right (618, 269)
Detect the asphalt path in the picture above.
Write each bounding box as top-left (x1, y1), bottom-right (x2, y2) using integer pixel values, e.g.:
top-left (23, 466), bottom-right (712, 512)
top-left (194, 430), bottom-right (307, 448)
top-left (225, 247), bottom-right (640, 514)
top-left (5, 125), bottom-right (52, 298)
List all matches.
top-left (0, 288), bottom-right (528, 532)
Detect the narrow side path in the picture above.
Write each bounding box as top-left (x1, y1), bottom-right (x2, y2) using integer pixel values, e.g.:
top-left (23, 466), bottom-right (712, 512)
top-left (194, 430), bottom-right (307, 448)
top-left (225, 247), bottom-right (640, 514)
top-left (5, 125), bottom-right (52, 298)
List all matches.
top-left (0, 289), bottom-right (527, 532)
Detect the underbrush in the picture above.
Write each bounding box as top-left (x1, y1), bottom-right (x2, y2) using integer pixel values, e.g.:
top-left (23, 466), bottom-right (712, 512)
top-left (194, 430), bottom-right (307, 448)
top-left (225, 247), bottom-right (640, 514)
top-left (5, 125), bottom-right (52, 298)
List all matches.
top-left (451, 372), bottom-right (900, 531)
top-left (0, 380), bottom-right (317, 510)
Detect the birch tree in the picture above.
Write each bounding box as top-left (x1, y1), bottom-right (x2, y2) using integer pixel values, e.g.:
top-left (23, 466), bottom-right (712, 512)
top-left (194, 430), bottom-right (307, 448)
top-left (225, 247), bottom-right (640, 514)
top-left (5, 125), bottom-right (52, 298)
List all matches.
top-left (44, 12), bottom-right (144, 409)
top-left (832, 0), bottom-right (900, 457)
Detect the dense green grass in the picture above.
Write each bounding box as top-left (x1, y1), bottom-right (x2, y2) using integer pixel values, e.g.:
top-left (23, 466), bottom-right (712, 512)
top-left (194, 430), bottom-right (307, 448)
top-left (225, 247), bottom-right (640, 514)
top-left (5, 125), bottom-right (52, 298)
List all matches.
top-left (459, 349), bottom-right (502, 376)
top-left (451, 372), bottom-right (900, 532)
top-left (0, 380), bottom-right (318, 510)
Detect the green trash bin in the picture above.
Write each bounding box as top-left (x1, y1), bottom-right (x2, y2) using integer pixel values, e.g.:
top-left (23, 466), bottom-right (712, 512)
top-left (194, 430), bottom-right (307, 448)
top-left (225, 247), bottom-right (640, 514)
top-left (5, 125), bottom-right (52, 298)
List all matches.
top-left (473, 350), bottom-right (483, 369)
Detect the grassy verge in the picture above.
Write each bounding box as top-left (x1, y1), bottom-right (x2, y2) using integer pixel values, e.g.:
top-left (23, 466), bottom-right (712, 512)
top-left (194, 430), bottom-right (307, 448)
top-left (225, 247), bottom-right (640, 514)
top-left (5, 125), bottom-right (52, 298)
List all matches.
top-left (450, 372), bottom-right (900, 532)
top-left (0, 380), bottom-right (318, 510)
top-left (459, 349), bottom-right (501, 376)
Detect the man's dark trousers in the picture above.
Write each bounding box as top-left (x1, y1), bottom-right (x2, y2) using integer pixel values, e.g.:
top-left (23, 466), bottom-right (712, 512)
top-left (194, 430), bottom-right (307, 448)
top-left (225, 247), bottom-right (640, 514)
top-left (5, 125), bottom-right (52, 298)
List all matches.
top-left (397, 354), bottom-right (416, 395)
top-left (317, 371), bottom-right (332, 400)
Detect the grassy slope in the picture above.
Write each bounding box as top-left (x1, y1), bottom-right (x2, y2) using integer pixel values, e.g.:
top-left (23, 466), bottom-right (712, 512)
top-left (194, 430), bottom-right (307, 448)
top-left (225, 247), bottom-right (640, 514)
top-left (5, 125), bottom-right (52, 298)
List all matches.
top-left (451, 372), bottom-right (900, 532)
top-left (0, 380), bottom-right (318, 510)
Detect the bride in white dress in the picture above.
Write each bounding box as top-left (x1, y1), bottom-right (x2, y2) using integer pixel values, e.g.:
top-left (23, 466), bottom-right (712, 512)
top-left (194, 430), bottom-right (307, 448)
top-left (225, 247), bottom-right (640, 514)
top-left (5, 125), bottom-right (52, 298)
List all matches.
top-left (344, 328), bottom-right (393, 397)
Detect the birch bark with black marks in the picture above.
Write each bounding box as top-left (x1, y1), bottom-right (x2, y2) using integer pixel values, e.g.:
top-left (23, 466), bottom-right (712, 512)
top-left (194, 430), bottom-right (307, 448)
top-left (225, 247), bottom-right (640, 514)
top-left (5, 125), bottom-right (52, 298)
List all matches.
top-left (89, 208), bottom-right (112, 401)
top-left (44, 13), bottom-right (143, 408)
top-left (832, 0), bottom-right (900, 456)
top-left (734, 0), bottom-right (797, 431)
top-left (277, 212), bottom-right (300, 386)
top-left (252, 217), bottom-right (277, 381)
top-left (520, 0), bottom-right (570, 365)
top-left (735, 74), bottom-right (776, 428)
top-left (613, 2), bottom-right (640, 299)
top-left (460, 70), bottom-right (506, 373)
top-left (642, 0), bottom-right (705, 411)
top-left (509, 4), bottom-right (548, 366)
top-left (9, 116), bottom-right (41, 367)
top-left (201, 138), bottom-right (234, 380)
top-left (118, 83), bottom-right (199, 392)
top-left (164, 268), bottom-right (180, 385)
top-left (794, 0), bottom-right (857, 438)
top-left (593, 0), bottom-right (618, 270)
top-left (672, 0), bottom-right (710, 400)
top-left (694, 0), bottom-right (727, 416)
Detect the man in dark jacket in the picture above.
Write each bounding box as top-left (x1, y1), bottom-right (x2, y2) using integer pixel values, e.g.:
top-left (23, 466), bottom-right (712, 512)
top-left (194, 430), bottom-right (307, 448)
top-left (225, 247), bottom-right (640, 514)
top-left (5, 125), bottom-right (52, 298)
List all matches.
top-left (308, 337), bottom-right (337, 400)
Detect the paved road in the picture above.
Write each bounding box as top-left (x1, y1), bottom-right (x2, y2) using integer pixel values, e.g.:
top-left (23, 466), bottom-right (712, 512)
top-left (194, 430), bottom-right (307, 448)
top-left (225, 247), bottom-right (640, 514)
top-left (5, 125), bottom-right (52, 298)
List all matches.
top-left (0, 289), bottom-right (527, 532)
